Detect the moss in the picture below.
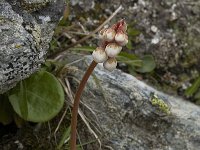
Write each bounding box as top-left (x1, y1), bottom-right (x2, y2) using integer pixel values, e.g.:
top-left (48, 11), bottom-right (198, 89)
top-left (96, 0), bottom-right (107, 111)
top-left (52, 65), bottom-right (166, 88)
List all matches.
top-left (150, 93), bottom-right (171, 115)
top-left (15, 44), bottom-right (22, 49)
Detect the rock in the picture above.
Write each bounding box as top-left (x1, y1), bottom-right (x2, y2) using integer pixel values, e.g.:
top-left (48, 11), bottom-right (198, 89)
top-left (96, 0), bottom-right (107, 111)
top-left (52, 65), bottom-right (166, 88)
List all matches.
top-left (67, 55), bottom-right (200, 150)
top-left (0, 0), bottom-right (65, 93)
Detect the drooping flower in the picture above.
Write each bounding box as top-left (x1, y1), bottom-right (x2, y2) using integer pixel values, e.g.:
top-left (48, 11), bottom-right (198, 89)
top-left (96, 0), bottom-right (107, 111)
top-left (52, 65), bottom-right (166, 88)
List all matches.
top-left (105, 43), bottom-right (122, 57)
top-left (102, 28), bottom-right (116, 42)
top-left (92, 19), bottom-right (128, 71)
top-left (103, 58), bottom-right (117, 71)
top-left (115, 31), bottom-right (128, 46)
top-left (92, 47), bottom-right (108, 63)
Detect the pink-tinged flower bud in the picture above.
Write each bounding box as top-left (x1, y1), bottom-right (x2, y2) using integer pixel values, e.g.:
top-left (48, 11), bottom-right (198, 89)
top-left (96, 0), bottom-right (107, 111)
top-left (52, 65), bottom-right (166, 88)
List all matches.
top-left (92, 47), bottom-right (108, 63)
top-left (117, 19), bottom-right (127, 32)
top-left (122, 21), bottom-right (127, 32)
top-left (103, 28), bottom-right (116, 42)
top-left (105, 43), bottom-right (122, 57)
top-left (115, 31), bottom-right (128, 46)
top-left (103, 58), bottom-right (117, 71)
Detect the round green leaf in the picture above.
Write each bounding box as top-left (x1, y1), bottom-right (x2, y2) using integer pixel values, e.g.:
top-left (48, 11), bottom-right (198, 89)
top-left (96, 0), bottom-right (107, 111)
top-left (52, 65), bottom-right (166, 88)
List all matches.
top-left (9, 71), bottom-right (64, 122)
top-left (136, 55), bottom-right (156, 73)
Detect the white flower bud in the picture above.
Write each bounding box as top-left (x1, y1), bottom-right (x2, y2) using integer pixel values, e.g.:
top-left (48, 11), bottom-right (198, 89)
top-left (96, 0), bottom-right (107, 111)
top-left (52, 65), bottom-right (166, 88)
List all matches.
top-left (103, 58), bottom-right (117, 71)
top-left (105, 43), bottom-right (122, 57)
top-left (118, 38), bottom-right (128, 46)
top-left (103, 28), bottom-right (116, 42)
top-left (115, 31), bottom-right (128, 46)
top-left (92, 47), bottom-right (108, 63)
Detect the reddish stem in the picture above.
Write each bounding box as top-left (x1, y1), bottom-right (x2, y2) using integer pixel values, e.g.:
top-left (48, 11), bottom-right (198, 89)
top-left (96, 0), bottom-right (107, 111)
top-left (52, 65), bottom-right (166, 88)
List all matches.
top-left (70, 60), bottom-right (97, 150)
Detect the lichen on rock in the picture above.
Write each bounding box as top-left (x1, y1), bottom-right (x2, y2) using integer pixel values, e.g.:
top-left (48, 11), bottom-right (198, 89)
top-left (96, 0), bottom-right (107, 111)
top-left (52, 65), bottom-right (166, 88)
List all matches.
top-left (20, 0), bottom-right (52, 12)
top-left (0, 0), bottom-right (65, 93)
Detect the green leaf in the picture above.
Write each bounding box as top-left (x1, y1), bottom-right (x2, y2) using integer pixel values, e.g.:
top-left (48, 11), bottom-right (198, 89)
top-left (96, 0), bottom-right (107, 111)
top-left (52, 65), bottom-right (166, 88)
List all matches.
top-left (117, 52), bottom-right (142, 67)
top-left (0, 95), bottom-right (13, 125)
top-left (136, 55), bottom-right (156, 73)
top-left (70, 46), bottom-right (95, 52)
top-left (128, 65), bottom-right (137, 76)
top-left (119, 52), bottom-right (139, 60)
top-left (19, 81), bottom-right (28, 119)
top-left (126, 40), bottom-right (133, 50)
top-left (185, 77), bottom-right (200, 97)
top-left (57, 126), bottom-right (71, 149)
top-left (9, 71), bottom-right (65, 122)
top-left (127, 28), bottom-right (140, 37)
top-left (41, 60), bottom-right (65, 73)
top-left (117, 56), bottom-right (142, 67)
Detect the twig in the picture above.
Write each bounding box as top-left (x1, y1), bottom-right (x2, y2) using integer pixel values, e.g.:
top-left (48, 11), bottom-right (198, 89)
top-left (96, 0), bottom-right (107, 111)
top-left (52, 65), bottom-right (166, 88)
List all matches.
top-left (50, 5), bottom-right (122, 59)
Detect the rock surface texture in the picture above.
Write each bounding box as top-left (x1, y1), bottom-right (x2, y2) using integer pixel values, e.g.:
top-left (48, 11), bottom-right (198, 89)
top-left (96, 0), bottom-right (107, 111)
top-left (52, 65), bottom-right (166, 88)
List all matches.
top-left (0, 0), bottom-right (65, 93)
top-left (69, 56), bottom-right (200, 150)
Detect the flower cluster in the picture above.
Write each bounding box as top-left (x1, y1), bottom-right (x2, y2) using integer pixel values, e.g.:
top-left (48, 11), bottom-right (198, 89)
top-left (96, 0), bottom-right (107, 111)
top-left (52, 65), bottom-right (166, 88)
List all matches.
top-left (92, 19), bottom-right (128, 71)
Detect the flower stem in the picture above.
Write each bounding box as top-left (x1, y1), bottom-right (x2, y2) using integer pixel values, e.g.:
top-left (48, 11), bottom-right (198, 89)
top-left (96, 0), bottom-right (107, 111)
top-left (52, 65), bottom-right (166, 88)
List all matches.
top-left (70, 60), bottom-right (97, 150)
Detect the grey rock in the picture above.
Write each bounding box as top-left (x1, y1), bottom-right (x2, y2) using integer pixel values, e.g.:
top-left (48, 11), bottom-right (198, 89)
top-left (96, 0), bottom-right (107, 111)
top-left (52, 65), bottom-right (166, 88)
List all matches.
top-left (70, 0), bottom-right (95, 11)
top-left (0, 0), bottom-right (65, 93)
top-left (67, 55), bottom-right (200, 150)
